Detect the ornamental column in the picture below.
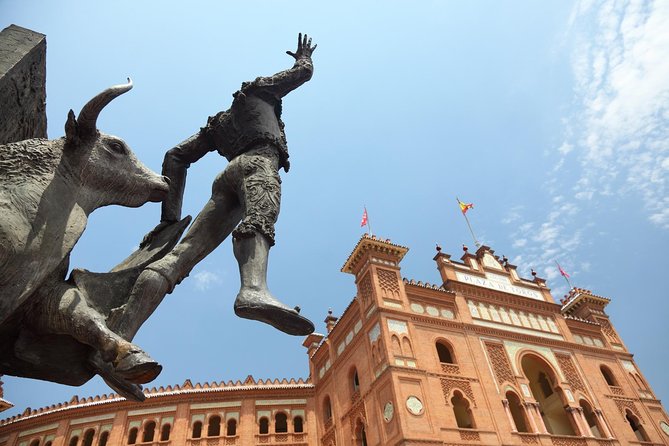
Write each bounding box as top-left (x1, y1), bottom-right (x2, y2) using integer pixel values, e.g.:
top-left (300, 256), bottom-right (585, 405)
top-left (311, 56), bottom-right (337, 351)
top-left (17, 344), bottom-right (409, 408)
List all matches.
top-left (502, 399), bottom-right (517, 432)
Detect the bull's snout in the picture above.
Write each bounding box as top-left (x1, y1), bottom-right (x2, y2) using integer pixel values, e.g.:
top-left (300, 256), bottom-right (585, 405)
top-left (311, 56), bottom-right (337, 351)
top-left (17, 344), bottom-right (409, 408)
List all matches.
top-left (148, 176), bottom-right (170, 202)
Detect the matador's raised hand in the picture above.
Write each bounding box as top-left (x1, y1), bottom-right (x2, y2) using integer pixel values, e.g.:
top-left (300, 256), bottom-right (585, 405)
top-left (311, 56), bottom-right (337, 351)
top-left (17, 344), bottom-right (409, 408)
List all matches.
top-left (286, 33), bottom-right (317, 60)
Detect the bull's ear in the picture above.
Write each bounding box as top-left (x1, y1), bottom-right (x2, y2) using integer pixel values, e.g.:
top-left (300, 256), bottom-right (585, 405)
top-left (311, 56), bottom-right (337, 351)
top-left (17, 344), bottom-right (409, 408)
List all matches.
top-left (65, 109), bottom-right (79, 144)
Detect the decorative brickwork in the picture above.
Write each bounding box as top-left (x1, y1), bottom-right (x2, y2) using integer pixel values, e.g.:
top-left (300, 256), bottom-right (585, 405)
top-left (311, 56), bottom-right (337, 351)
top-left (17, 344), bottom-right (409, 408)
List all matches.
top-left (595, 318), bottom-right (620, 343)
top-left (440, 363), bottom-right (460, 375)
top-left (321, 424), bottom-right (336, 446)
top-left (555, 354), bottom-right (586, 394)
top-left (613, 398), bottom-right (643, 422)
top-left (518, 434), bottom-right (539, 444)
top-left (441, 378), bottom-right (476, 407)
top-left (459, 429), bottom-right (480, 441)
top-left (484, 342), bottom-right (516, 386)
top-left (358, 273), bottom-right (373, 305)
top-left (550, 436), bottom-right (587, 446)
top-left (608, 385), bottom-right (624, 396)
top-left (377, 268), bottom-right (401, 299)
top-left (348, 397), bottom-right (367, 435)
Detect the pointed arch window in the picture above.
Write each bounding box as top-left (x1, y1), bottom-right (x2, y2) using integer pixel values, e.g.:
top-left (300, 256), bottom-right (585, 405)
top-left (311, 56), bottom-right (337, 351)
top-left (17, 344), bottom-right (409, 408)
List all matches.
top-left (98, 432), bottom-right (109, 446)
top-left (142, 422), bottom-right (156, 443)
top-left (69, 436), bottom-right (80, 446)
top-left (626, 411), bottom-right (649, 441)
top-left (579, 400), bottom-right (603, 438)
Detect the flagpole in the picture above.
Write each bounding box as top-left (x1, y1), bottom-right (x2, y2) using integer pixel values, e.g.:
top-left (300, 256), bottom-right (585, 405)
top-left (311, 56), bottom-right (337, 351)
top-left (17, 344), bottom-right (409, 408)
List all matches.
top-left (555, 261), bottom-right (573, 289)
top-left (364, 205), bottom-right (373, 236)
top-left (456, 197), bottom-right (480, 248)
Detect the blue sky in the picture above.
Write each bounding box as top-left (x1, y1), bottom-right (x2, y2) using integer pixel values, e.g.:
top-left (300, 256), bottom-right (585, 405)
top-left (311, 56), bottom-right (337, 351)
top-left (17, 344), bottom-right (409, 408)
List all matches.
top-left (2, 0), bottom-right (668, 417)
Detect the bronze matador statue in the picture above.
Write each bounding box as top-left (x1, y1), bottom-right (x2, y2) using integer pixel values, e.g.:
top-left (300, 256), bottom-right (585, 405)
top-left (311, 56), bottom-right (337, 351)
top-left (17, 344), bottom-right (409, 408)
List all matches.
top-left (107, 34), bottom-right (316, 365)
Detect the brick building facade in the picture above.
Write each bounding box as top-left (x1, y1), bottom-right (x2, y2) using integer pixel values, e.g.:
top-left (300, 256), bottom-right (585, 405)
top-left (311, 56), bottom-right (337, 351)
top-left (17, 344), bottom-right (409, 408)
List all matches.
top-left (1, 234), bottom-right (668, 446)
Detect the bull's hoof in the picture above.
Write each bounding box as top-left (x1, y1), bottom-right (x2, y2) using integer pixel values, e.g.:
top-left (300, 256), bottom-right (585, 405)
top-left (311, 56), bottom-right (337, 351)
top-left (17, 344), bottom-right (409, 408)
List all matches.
top-left (234, 289), bottom-right (315, 336)
top-left (89, 353), bottom-right (146, 402)
top-left (114, 348), bottom-right (162, 384)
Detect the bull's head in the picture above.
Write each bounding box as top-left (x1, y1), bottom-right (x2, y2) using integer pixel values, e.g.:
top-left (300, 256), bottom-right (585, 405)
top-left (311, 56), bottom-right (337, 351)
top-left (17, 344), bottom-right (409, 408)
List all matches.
top-left (64, 79), bottom-right (169, 209)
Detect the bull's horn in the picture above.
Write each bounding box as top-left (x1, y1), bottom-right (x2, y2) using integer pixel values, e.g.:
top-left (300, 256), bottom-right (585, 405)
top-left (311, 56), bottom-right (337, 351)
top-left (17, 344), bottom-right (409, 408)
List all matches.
top-left (77, 78), bottom-right (133, 138)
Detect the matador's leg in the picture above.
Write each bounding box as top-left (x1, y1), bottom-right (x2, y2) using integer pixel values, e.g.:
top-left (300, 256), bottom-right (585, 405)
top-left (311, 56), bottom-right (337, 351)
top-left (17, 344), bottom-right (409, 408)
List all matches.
top-left (230, 147), bottom-right (314, 336)
top-left (109, 171), bottom-right (243, 343)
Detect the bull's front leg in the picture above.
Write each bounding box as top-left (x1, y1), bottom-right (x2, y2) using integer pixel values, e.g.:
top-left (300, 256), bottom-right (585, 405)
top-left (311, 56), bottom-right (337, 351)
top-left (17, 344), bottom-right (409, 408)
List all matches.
top-left (30, 284), bottom-right (162, 384)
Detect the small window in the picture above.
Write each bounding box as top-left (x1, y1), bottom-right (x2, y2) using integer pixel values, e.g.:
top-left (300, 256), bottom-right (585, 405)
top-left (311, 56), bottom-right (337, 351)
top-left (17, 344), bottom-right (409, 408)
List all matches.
top-left (259, 417), bottom-right (269, 435)
top-left (192, 421), bottom-right (202, 439)
top-left (82, 429), bottom-right (95, 446)
top-left (207, 416), bottom-right (221, 437)
top-left (538, 372), bottom-right (554, 398)
top-left (355, 420), bottom-right (368, 446)
top-left (142, 421), bottom-right (156, 443)
top-left (160, 424), bottom-right (171, 441)
top-left (127, 428), bottom-right (137, 445)
top-left (226, 419), bottom-right (237, 436)
top-left (436, 341), bottom-right (455, 364)
top-left (45, 442), bottom-right (53, 446)
top-left (29, 440), bottom-right (40, 446)
top-left (580, 400), bottom-right (603, 438)
top-left (600, 365), bottom-right (618, 386)
top-left (98, 432), bottom-right (109, 446)
top-left (70, 436), bottom-right (80, 446)
top-left (506, 391), bottom-right (529, 433)
top-left (626, 411), bottom-right (649, 441)
top-left (323, 396), bottom-right (333, 422)
top-left (352, 369), bottom-right (360, 392)
top-left (452, 391), bottom-right (475, 429)
top-left (275, 412), bottom-right (288, 433)
top-left (294, 416), bottom-right (304, 433)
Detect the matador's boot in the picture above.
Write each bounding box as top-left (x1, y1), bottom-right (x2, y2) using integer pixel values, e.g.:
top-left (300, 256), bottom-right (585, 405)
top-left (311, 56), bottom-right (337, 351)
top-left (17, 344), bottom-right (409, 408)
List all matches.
top-left (232, 233), bottom-right (315, 336)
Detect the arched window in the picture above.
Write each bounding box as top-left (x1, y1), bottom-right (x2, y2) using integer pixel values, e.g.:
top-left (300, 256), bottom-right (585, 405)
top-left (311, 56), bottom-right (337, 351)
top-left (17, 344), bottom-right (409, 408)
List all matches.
top-left (294, 416), bottom-right (304, 433)
top-left (506, 391), bottom-right (529, 433)
top-left (402, 337), bottom-right (414, 357)
top-left (391, 335), bottom-right (402, 357)
top-left (626, 411), bottom-right (649, 441)
top-left (451, 391), bottom-right (475, 428)
top-left (436, 341), bottom-right (455, 364)
top-left (579, 400), bottom-right (603, 438)
top-left (142, 421), bottom-right (156, 443)
top-left (160, 424), bottom-right (171, 441)
top-left (351, 368), bottom-right (360, 393)
top-left (521, 355), bottom-right (575, 435)
top-left (29, 440), bottom-right (40, 446)
top-left (355, 420), bottom-right (368, 446)
top-left (323, 396), bottom-right (333, 424)
top-left (192, 421), bottom-right (202, 439)
top-left (69, 436), bottom-right (79, 446)
top-left (82, 429), bottom-right (95, 446)
top-left (127, 427), bottom-right (138, 445)
top-left (207, 416), bottom-right (221, 437)
top-left (45, 442), bottom-right (53, 446)
top-left (226, 419), bottom-right (237, 436)
top-left (259, 417), bottom-right (269, 435)
top-left (632, 373), bottom-right (648, 391)
top-left (98, 432), bottom-right (109, 446)
top-left (275, 412), bottom-right (288, 433)
top-left (600, 365), bottom-right (617, 386)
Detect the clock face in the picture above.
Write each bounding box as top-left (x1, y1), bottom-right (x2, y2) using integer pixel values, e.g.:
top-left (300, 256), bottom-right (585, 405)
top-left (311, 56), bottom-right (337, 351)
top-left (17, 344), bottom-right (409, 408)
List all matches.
top-left (406, 396), bottom-right (424, 415)
top-left (383, 402), bottom-right (394, 422)
top-left (661, 421), bottom-right (669, 437)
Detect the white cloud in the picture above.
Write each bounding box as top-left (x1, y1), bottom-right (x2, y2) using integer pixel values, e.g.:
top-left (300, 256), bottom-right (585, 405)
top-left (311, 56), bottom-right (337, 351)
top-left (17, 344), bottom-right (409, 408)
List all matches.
top-left (193, 270), bottom-right (222, 291)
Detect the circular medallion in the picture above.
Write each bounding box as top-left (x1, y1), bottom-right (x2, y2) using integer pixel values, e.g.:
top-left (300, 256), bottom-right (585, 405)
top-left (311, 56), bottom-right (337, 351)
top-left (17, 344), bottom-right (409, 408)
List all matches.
top-left (383, 402), bottom-right (394, 422)
top-left (661, 421), bottom-right (669, 437)
top-left (406, 396), bottom-right (424, 415)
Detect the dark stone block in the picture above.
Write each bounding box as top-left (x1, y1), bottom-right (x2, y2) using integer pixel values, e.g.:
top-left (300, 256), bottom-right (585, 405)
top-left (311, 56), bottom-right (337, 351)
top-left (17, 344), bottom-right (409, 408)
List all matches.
top-left (0, 24), bottom-right (47, 145)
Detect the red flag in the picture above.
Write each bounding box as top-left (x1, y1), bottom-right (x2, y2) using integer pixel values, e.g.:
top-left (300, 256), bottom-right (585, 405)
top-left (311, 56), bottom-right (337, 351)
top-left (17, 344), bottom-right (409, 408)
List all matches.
top-left (556, 262), bottom-right (570, 279)
top-left (360, 207), bottom-right (368, 227)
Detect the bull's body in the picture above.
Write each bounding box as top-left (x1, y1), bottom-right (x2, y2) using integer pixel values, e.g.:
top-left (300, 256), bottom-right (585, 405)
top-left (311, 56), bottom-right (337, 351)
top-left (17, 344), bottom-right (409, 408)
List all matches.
top-left (0, 80), bottom-right (180, 400)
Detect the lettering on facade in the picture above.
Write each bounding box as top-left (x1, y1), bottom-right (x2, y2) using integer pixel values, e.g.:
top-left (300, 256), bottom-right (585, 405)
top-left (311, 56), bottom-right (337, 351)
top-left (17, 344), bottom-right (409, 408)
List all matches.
top-left (455, 272), bottom-right (543, 300)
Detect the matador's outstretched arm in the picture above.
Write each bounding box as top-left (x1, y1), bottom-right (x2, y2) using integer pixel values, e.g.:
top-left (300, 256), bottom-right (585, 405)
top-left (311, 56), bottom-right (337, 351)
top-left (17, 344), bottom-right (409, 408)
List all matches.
top-left (242, 33), bottom-right (317, 99)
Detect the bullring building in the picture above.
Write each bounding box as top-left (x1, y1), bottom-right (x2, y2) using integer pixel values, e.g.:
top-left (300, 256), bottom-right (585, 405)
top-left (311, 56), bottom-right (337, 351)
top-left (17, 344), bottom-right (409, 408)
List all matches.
top-left (1, 235), bottom-right (668, 446)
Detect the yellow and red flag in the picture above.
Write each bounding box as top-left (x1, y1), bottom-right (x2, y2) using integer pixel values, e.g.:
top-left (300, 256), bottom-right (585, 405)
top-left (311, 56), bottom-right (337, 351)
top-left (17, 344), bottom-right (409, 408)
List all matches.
top-left (457, 198), bottom-right (474, 215)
